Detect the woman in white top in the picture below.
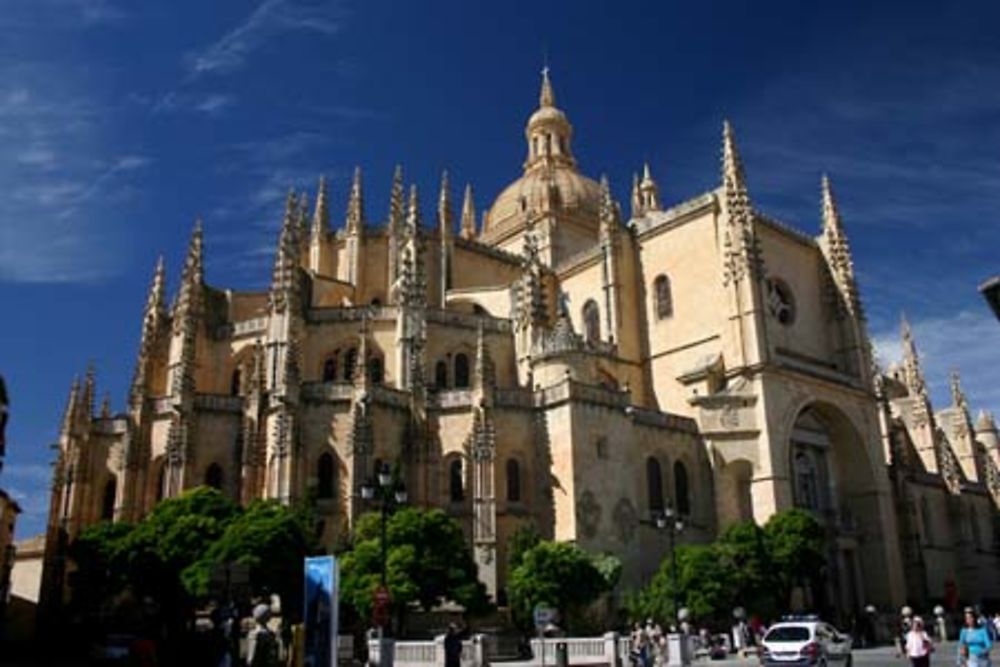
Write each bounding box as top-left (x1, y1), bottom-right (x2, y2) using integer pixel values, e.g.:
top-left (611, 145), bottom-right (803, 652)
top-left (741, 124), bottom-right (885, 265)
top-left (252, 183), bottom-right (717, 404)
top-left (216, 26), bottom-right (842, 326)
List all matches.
top-left (905, 616), bottom-right (934, 667)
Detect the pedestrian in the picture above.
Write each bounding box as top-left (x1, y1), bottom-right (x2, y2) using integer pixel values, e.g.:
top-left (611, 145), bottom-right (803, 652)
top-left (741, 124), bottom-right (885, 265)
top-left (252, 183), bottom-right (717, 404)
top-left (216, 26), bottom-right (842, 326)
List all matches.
top-left (629, 622), bottom-right (648, 667)
top-left (958, 608), bottom-right (993, 667)
top-left (247, 604), bottom-right (280, 667)
top-left (444, 623), bottom-right (463, 667)
top-left (903, 617), bottom-right (933, 667)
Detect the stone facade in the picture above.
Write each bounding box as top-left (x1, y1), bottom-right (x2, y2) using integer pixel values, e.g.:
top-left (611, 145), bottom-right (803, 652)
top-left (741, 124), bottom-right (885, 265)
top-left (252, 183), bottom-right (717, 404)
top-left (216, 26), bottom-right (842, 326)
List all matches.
top-left (39, 71), bottom-right (1000, 618)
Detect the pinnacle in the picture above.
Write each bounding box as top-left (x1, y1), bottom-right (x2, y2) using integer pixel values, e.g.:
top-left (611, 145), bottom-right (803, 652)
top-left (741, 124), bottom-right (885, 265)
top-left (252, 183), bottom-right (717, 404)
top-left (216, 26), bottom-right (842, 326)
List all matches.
top-left (461, 183), bottom-right (476, 239)
top-left (312, 175), bottom-right (329, 238)
top-left (721, 119), bottom-right (746, 188)
top-left (438, 169), bottom-right (453, 233)
top-left (346, 166), bottom-right (364, 231)
top-left (407, 184), bottom-right (421, 230)
top-left (388, 165), bottom-right (405, 232)
top-left (540, 66), bottom-right (556, 108)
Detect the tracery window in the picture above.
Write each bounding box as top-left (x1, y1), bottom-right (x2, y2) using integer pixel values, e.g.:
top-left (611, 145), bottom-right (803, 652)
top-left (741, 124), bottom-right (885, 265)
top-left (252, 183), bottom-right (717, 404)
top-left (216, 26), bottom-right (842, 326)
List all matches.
top-left (766, 278), bottom-right (796, 326)
top-left (674, 460), bottom-right (691, 516)
top-left (435, 361), bottom-right (449, 389)
top-left (582, 300), bottom-right (600, 344)
top-left (793, 451), bottom-right (819, 511)
top-left (653, 274), bottom-right (673, 320)
top-left (317, 452), bottom-right (335, 499)
top-left (506, 459), bottom-right (521, 503)
top-left (454, 354), bottom-right (470, 389)
top-left (646, 457), bottom-right (664, 513)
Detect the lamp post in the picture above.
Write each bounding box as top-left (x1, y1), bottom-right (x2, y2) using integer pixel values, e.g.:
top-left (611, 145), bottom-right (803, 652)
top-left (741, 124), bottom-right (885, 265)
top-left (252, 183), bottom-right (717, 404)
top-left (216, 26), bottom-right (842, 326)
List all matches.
top-left (644, 505), bottom-right (685, 622)
top-left (361, 462), bottom-right (407, 628)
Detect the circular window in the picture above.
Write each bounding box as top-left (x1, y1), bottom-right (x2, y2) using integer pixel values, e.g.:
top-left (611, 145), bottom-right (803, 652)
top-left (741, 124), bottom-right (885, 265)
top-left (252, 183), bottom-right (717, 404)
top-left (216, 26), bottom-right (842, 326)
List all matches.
top-left (766, 278), bottom-right (796, 326)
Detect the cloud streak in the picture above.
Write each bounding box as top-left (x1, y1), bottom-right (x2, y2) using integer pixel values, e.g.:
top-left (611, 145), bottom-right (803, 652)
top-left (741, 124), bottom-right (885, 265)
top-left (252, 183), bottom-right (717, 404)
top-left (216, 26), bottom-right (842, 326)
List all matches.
top-left (187, 0), bottom-right (343, 77)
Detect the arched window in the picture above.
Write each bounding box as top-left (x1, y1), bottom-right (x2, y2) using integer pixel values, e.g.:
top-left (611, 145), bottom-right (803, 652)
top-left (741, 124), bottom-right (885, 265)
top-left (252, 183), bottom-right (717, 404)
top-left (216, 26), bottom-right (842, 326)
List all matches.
top-left (582, 300), bottom-right (600, 344)
top-left (101, 476), bottom-right (117, 521)
top-left (766, 278), bottom-right (796, 326)
top-left (435, 361), bottom-right (449, 389)
top-left (454, 354), bottom-right (470, 389)
top-left (793, 452), bottom-right (819, 511)
top-left (674, 461), bottom-right (691, 516)
top-left (230, 368), bottom-right (242, 396)
top-left (317, 452), bottom-right (335, 499)
top-left (506, 459), bottom-right (521, 502)
top-left (920, 497), bottom-right (933, 545)
top-left (322, 356), bottom-right (338, 383)
top-left (653, 275), bottom-right (673, 320)
top-left (646, 457), bottom-right (664, 513)
top-left (205, 463), bottom-right (223, 490)
top-left (449, 458), bottom-right (464, 502)
top-left (344, 348), bottom-right (358, 381)
top-left (368, 357), bottom-right (384, 385)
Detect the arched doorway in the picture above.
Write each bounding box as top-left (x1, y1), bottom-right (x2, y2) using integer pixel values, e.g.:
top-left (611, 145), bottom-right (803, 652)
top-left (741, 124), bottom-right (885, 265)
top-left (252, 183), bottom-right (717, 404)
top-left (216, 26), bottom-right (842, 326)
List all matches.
top-left (785, 403), bottom-right (883, 621)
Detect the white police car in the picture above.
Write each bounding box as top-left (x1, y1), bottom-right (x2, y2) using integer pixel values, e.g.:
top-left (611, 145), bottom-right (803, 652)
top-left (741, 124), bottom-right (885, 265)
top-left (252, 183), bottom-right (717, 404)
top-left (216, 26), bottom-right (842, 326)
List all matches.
top-left (760, 616), bottom-right (853, 667)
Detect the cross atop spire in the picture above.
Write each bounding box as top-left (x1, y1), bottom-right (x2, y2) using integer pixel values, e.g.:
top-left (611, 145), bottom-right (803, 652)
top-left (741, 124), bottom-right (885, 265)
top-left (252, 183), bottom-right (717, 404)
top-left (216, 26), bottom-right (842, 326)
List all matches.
top-left (540, 66), bottom-right (555, 108)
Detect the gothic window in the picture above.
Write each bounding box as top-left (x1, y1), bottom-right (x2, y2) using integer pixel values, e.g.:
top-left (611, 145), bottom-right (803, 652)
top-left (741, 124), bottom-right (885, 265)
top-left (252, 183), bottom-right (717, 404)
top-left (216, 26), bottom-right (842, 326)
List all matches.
top-left (368, 357), bottom-right (384, 385)
top-left (435, 361), bottom-right (449, 389)
top-left (653, 274), bottom-right (673, 320)
top-left (344, 348), bottom-right (358, 381)
top-left (674, 461), bottom-right (691, 516)
top-left (449, 458), bottom-right (464, 503)
top-left (506, 459), bottom-right (521, 503)
top-left (793, 451), bottom-right (819, 511)
top-left (205, 463), bottom-right (223, 491)
top-left (454, 354), bottom-right (470, 389)
top-left (101, 476), bottom-right (117, 521)
top-left (582, 300), bottom-right (600, 344)
top-left (646, 457), bottom-right (664, 513)
top-left (920, 497), bottom-right (933, 545)
top-left (766, 278), bottom-right (796, 326)
top-left (596, 437), bottom-right (608, 460)
top-left (317, 452), bottom-right (335, 499)
top-left (230, 369), bottom-right (242, 396)
top-left (322, 356), bottom-right (338, 383)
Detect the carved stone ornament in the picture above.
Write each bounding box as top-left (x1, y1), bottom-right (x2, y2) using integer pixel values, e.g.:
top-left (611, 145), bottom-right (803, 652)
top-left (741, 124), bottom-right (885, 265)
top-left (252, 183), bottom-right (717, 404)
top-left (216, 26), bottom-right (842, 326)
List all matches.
top-left (576, 489), bottom-right (602, 539)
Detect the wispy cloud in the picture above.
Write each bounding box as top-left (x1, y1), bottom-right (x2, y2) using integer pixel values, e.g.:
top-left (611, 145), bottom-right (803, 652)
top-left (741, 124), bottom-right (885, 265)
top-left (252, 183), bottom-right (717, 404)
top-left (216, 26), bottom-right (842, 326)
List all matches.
top-left (151, 91), bottom-right (236, 115)
top-left (871, 309), bottom-right (1000, 418)
top-left (187, 0), bottom-right (344, 77)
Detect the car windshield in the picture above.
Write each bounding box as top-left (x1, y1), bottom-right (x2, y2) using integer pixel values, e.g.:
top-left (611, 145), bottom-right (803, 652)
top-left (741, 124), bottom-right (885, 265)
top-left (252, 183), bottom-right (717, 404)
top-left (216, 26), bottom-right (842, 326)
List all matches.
top-left (765, 626), bottom-right (811, 642)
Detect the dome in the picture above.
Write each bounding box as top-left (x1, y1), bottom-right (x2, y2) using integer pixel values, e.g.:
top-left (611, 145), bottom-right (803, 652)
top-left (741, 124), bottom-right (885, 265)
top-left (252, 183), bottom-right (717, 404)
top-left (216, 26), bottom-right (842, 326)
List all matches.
top-left (483, 166), bottom-right (602, 237)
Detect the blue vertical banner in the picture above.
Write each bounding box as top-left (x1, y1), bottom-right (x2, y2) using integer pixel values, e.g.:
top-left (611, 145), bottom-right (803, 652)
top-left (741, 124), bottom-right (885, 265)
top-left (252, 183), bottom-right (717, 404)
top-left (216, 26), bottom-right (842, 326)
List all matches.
top-left (304, 555), bottom-right (339, 667)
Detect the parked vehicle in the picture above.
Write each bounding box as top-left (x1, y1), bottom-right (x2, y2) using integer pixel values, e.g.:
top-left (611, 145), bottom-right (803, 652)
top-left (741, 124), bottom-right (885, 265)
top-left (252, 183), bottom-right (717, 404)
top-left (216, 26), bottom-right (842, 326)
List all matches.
top-left (760, 616), bottom-right (853, 667)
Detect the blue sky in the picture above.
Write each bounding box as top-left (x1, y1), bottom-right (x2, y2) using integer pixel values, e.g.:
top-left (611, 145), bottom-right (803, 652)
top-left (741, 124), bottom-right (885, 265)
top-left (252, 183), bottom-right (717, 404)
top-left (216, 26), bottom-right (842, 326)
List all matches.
top-left (2, 0), bottom-right (999, 537)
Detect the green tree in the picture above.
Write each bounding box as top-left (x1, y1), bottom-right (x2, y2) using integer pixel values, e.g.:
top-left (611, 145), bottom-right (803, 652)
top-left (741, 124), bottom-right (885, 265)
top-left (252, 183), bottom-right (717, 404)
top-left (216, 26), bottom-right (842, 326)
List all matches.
top-left (764, 508), bottom-right (826, 607)
top-left (717, 520), bottom-right (779, 619)
top-left (508, 541), bottom-right (612, 632)
top-left (626, 543), bottom-right (735, 625)
top-left (506, 522), bottom-right (541, 574)
top-left (183, 499), bottom-right (319, 619)
top-left (339, 507), bottom-right (487, 625)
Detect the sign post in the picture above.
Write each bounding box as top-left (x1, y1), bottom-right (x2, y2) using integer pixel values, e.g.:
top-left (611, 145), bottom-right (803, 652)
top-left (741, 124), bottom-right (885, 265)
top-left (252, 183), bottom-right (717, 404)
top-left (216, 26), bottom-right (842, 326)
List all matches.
top-left (534, 606), bottom-right (556, 667)
top-left (304, 556), bottom-right (339, 667)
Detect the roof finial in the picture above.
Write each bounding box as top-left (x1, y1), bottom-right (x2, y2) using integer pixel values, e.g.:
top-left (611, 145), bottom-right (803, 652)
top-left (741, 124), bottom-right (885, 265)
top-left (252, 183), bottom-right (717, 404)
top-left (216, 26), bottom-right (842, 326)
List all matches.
top-left (312, 175), bottom-right (329, 239)
top-left (461, 184), bottom-right (476, 239)
top-left (438, 169), bottom-right (453, 236)
top-left (540, 65), bottom-right (555, 108)
top-left (346, 166), bottom-right (364, 233)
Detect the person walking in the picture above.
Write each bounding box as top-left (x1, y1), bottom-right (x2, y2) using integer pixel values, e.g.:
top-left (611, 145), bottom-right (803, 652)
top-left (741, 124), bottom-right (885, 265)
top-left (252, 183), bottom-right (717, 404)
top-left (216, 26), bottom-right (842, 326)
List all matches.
top-left (903, 617), bottom-right (933, 667)
top-left (444, 623), bottom-right (463, 667)
top-left (247, 604), bottom-right (280, 667)
top-left (958, 609), bottom-right (993, 667)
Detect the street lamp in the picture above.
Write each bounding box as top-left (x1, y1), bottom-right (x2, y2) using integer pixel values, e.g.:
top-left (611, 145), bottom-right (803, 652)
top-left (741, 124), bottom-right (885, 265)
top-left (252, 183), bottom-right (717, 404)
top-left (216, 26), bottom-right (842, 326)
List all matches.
top-left (643, 505), bottom-right (685, 622)
top-left (360, 462), bottom-right (406, 631)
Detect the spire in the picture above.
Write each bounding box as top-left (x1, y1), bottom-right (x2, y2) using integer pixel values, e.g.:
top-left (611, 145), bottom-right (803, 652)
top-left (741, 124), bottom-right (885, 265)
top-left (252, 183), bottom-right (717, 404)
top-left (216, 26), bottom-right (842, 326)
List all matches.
top-left (387, 165), bottom-right (405, 236)
top-left (60, 376), bottom-right (80, 438)
top-left (460, 184), bottom-right (476, 239)
top-left (598, 175), bottom-right (619, 240)
top-left (269, 192), bottom-right (301, 312)
top-left (640, 162), bottom-right (661, 212)
top-left (82, 363), bottom-right (96, 420)
top-left (438, 170), bottom-right (453, 237)
top-left (976, 410), bottom-right (997, 433)
top-left (631, 172), bottom-right (643, 219)
top-left (950, 370), bottom-right (970, 414)
top-left (100, 393), bottom-right (112, 419)
top-left (539, 65), bottom-right (555, 107)
top-left (900, 313), bottom-right (927, 400)
top-left (139, 255), bottom-right (167, 348)
top-left (311, 175), bottom-right (329, 240)
top-left (173, 220), bottom-right (204, 322)
top-left (820, 175), bottom-right (861, 316)
top-left (406, 184), bottom-right (421, 235)
top-left (346, 166), bottom-right (365, 234)
top-left (296, 191), bottom-right (309, 244)
top-left (721, 120), bottom-right (762, 284)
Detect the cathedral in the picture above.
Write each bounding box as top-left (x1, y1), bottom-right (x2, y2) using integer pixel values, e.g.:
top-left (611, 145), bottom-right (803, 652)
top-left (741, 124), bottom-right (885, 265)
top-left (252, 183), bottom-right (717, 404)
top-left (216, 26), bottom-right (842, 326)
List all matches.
top-left (41, 71), bottom-right (1000, 618)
